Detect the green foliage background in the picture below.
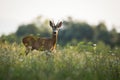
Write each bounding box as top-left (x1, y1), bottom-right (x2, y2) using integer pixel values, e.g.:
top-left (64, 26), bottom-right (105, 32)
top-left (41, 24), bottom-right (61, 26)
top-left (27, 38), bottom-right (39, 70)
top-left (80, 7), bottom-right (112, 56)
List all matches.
top-left (0, 16), bottom-right (120, 48)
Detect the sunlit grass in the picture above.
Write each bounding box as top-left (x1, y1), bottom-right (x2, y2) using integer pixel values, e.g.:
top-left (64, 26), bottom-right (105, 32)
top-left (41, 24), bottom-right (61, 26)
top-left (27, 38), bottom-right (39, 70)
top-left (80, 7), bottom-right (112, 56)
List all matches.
top-left (0, 42), bottom-right (120, 80)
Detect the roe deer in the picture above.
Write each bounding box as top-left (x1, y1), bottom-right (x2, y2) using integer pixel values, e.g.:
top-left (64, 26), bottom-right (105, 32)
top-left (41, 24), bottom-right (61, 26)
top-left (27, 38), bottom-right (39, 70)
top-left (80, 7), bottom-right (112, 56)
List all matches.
top-left (22, 21), bottom-right (62, 55)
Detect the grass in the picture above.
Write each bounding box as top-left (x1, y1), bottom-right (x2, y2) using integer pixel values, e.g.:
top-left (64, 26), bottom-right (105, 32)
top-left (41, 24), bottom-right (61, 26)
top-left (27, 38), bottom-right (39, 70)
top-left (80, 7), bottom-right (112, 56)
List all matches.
top-left (0, 42), bottom-right (120, 80)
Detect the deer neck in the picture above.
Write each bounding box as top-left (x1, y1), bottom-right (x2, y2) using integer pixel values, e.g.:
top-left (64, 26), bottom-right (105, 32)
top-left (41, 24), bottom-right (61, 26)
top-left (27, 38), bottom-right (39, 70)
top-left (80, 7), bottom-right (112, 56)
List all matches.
top-left (52, 32), bottom-right (58, 47)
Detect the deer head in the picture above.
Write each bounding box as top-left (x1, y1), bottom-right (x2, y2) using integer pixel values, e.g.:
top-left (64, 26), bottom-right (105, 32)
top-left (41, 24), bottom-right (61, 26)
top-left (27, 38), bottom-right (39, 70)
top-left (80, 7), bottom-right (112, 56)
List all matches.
top-left (50, 21), bottom-right (62, 36)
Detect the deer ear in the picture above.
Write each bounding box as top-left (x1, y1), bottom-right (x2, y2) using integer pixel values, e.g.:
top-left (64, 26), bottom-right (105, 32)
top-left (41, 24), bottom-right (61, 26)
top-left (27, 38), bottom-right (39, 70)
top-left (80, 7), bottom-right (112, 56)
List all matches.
top-left (50, 21), bottom-right (54, 27)
top-left (57, 21), bottom-right (62, 28)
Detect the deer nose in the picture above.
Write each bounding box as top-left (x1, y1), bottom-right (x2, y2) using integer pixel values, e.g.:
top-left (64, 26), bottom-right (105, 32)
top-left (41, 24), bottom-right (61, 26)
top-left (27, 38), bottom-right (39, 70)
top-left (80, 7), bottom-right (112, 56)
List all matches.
top-left (53, 32), bottom-right (56, 34)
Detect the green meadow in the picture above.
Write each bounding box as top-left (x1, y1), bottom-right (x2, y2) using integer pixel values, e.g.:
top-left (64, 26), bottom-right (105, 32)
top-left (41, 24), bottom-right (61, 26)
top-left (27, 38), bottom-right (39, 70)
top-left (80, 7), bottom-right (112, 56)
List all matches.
top-left (0, 42), bottom-right (120, 80)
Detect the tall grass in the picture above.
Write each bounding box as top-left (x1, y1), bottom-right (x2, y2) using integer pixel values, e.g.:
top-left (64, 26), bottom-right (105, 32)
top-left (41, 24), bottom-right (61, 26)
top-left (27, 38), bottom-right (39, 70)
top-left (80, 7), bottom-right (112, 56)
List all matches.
top-left (0, 42), bottom-right (120, 80)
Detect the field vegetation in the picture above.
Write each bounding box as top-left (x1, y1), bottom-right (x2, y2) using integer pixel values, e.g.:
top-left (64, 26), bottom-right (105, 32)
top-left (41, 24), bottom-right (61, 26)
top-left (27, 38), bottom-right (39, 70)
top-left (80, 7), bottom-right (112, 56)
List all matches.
top-left (0, 41), bottom-right (120, 80)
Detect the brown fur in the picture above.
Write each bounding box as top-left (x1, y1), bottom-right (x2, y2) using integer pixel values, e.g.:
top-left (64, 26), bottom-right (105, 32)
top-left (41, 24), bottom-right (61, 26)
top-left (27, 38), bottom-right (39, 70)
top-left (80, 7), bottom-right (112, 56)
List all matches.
top-left (22, 21), bottom-right (62, 55)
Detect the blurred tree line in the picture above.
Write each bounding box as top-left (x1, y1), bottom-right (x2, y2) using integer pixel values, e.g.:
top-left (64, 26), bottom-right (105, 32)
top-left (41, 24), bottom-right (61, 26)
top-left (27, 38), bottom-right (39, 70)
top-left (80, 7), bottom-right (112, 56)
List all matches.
top-left (0, 16), bottom-right (120, 48)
